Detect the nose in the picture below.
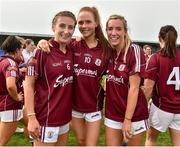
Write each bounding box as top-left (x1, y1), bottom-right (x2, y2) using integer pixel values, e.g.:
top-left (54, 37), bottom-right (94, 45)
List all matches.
top-left (111, 29), bottom-right (117, 35)
top-left (64, 27), bottom-right (70, 34)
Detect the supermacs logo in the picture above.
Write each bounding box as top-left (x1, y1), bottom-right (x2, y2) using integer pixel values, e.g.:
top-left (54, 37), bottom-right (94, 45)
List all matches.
top-left (74, 64), bottom-right (97, 77)
top-left (53, 75), bottom-right (73, 88)
top-left (106, 74), bottom-right (124, 84)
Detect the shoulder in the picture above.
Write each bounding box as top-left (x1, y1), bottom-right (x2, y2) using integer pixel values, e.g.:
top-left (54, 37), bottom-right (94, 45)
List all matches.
top-left (69, 39), bottom-right (84, 50)
top-left (128, 43), bottom-right (144, 59)
top-left (5, 57), bottom-right (16, 67)
top-left (129, 43), bottom-right (143, 55)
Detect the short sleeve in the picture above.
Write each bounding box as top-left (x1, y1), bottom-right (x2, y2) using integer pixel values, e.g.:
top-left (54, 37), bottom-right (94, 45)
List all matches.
top-left (5, 65), bottom-right (18, 78)
top-left (26, 50), bottom-right (44, 79)
top-left (128, 44), bottom-right (146, 77)
top-left (3, 58), bottom-right (18, 78)
top-left (145, 53), bottom-right (158, 81)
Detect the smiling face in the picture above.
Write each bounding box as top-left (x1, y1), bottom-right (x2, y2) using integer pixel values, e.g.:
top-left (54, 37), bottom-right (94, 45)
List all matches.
top-left (52, 16), bottom-right (75, 44)
top-left (106, 18), bottom-right (126, 49)
top-left (77, 10), bottom-right (97, 39)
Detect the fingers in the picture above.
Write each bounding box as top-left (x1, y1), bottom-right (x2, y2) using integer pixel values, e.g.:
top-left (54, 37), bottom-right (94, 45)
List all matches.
top-left (37, 39), bottom-right (50, 53)
top-left (123, 131), bottom-right (128, 143)
top-left (123, 130), bottom-right (134, 143)
top-left (18, 92), bottom-right (24, 101)
top-left (29, 127), bottom-right (41, 141)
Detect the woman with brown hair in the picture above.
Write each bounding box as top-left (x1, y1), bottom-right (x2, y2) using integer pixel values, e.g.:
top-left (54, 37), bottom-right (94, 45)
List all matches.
top-left (144, 25), bottom-right (180, 146)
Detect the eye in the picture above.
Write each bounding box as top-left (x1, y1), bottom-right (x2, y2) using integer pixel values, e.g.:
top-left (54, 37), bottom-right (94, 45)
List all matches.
top-left (68, 25), bottom-right (74, 30)
top-left (86, 20), bottom-right (91, 24)
top-left (78, 21), bottom-right (83, 25)
top-left (59, 23), bottom-right (66, 29)
top-left (116, 27), bottom-right (122, 31)
top-left (107, 27), bottom-right (113, 31)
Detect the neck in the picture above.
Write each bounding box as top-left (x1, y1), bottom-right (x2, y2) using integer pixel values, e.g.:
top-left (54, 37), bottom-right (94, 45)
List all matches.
top-left (83, 35), bottom-right (97, 48)
top-left (59, 43), bottom-right (67, 54)
top-left (115, 41), bottom-right (125, 56)
top-left (6, 53), bottom-right (15, 58)
top-left (54, 38), bottom-right (67, 54)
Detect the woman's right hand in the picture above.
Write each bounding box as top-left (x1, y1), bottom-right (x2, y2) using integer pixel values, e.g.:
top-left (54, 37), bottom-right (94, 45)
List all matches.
top-left (28, 116), bottom-right (41, 141)
top-left (37, 39), bottom-right (50, 53)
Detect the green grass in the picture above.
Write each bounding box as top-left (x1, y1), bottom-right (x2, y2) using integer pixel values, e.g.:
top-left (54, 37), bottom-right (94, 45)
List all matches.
top-left (7, 123), bottom-right (171, 146)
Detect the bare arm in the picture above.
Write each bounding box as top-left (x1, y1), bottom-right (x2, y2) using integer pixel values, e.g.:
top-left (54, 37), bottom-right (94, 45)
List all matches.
top-left (125, 73), bottom-right (140, 120)
top-left (24, 76), bottom-right (40, 141)
top-left (143, 78), bottom-right (155, 99)
top-left (24, 76), bottom-right (35, 114)
top-left (122, 73), bottom-right (141, 142)
top-left (6, 77), bottom-right (23, 101)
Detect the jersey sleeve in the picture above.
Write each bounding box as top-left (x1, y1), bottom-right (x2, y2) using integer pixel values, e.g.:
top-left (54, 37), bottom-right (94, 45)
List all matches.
top-left (26, 49), bottom-right (44, 79)
top-left (128, 44), bottom-right (146, 77)
top-left (5, 64), bottom-right (18, 78)
top-left (145, 53), bottom-right (158, 81)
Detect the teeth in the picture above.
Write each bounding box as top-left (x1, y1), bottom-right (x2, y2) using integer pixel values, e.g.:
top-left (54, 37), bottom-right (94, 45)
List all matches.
top-left (110, 36), bottom-right (119, 41)
top-left (110, 38), bottom-right (118, 41)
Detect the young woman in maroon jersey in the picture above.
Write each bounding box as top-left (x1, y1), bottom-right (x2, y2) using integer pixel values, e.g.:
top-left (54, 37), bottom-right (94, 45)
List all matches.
top-left (0, 36), bottom-right (24, 145)
top-left (24, 11), bottom-right (76, 146)
top-left (70, 7), bottom-right (111, 146)
top-left (37, 7), bottom-right (111, 146)
top-left (105, 15), bottom-right (149, 146)
top-left (144, 25), bottom-right (180, 146)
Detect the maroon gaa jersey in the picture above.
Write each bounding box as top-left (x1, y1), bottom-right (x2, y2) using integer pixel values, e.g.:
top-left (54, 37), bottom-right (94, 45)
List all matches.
top-left (70, 39), bottom-right (108, 112)
top-left (146, 50), bottom-right (180, 113)
top-left (0, 56), bottom-right (23, 111)
top-left (27, 39), bottom-right (73, 126)
top-left (105, 44), bottom-right (148, 122)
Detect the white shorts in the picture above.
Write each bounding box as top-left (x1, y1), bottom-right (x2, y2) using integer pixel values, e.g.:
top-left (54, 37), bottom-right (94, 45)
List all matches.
top-left (40, 123), bottom-right (69, 143)
top-left (104, 117), bottom-right (149, 135)
top-left (149, 103), bottom-right (180, 132)
top-left (72, 110), bottom-right (102, 122)
top-left (0, 109), bottom-right (23, 122)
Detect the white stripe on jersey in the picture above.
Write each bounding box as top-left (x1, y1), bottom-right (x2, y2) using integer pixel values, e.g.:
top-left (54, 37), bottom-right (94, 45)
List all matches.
top-left (7, 58), bottom-right (16, 66)
top-left (7, 58), bottom-right (17, 77)
top-left (132, 44), bottom-right (141, 72)
top-left (10, 70), bottom-right (16, 77)
top-left (28, 66), bottom-right (34, 76)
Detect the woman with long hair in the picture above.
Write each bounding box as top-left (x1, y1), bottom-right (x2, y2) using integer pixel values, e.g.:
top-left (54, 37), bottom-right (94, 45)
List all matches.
top-left (105, 15), bottom-right (149, 146)
top-left (144, 25), bottom-right (180, 146)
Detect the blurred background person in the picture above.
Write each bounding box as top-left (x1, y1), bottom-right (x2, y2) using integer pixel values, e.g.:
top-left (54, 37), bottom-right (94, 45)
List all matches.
top-left (22, 39), bottom-right (36, 65)
top-left (0, 36), bottom-right (24, 145)
top-left (143, 44), bottom-right (152, 62)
